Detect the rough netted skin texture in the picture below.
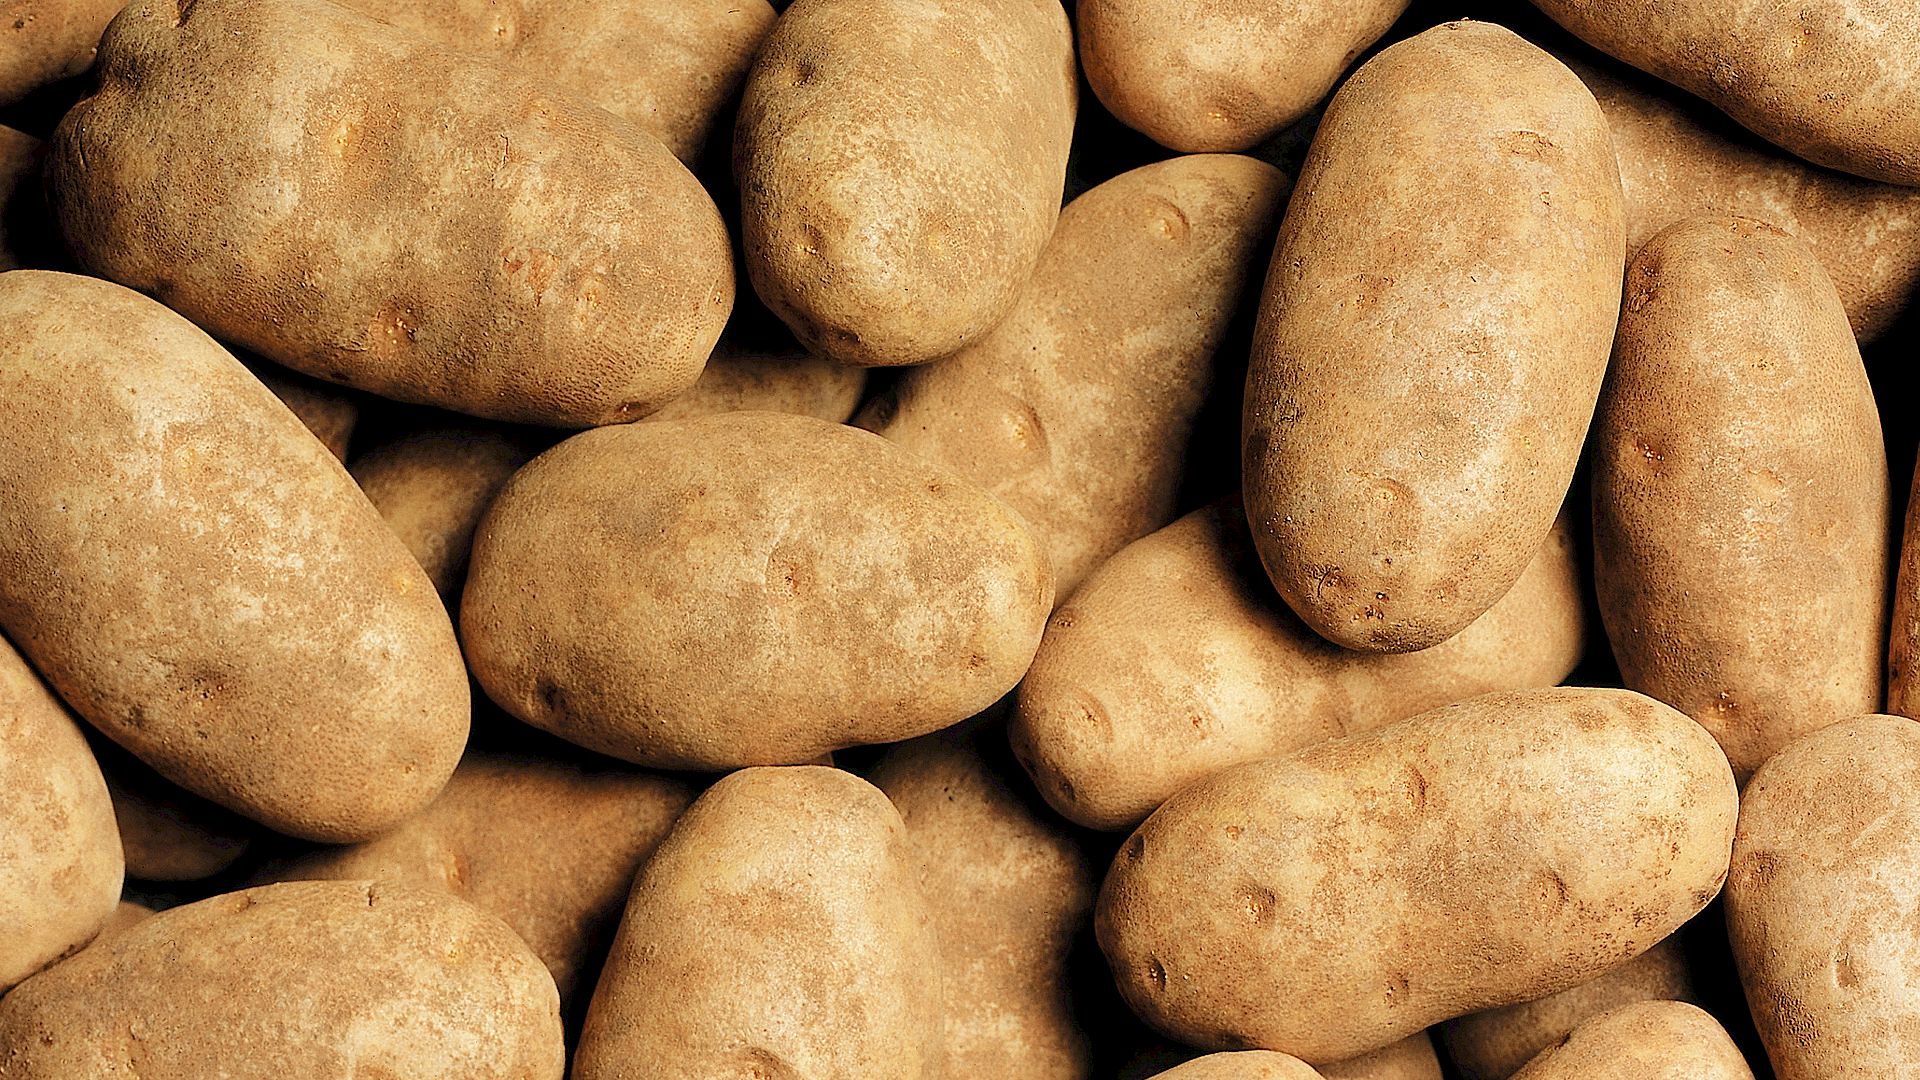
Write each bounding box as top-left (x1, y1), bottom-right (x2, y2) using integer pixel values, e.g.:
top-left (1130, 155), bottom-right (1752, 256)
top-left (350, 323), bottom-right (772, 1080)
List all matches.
top-left (858, 154), bottom-right (1290, 598)
top-left (1530, 0), bottom-right (1920, 185)
top-left (1891, 460), bottom-right (1920, 721)
top-left (646, 337), bottom-right (867, 424)
top-left (734, 0), bottom-right (1076, 366)
top-left (1096, 687), bottom-right (1738, 1063)
top-left (96, 740), bottom-right (256, 882)
top-left (1243, 22), bottom-right (1625, 654)
top-left (244, 357), bottom-right (360, 463)
top-left (1507, 1001), bottom-right (1752, 1080)
top-left (1148, 1051), bottom-right (1327, 1079)
top-left (1318, 1034), bottom-right (1444, 1080)
top-left (0, 880), bottom-right (565, 1078)
top-left (1077, 0), bottom-right (1408, 152)
top-left (0, 634), bottom-right (121, 993)
top-left (1592, 217), bottom-right (1888, 781)
top-left (0, 272), bottom-right (469, 843)
top-left (47, 0), bottom-right (735, 428)
top-left (462, 412), bottom-right (1054, 769)
top-left (1439, 936), bottom-right (1699, 1080)
top-left (1728, 714), bottom-right (1920, 1079)
top-left (573, 767), bottom-right (946, 1080)
top-left (0, 0), bottom-right (122, 106)
top-left (871, 723), bottom-right (1097, 1078)
top-left (1012, 504), bottom-right (1588, 831)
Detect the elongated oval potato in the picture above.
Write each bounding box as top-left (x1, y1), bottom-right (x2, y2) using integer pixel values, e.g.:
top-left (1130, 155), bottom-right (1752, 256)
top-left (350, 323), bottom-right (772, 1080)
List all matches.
top-left (0, 271), bottom-right (469, 842)
top-left (1891, 461), bottom-right (1920, 720)
top-left (0, 880), bottom-right (564, 1078)
top-left (0, 634), bottom-right (121, 992)
top-left (95, 740), bottom-right (256, 882)
top-left (0, 0), bottom-right (122, 105)
top-left (1531, 0), bottom-right (1920, 185)
top-left (1013, 504), bottom-right (1587, 831)
top-left (1319, 1035), bottom-right (1443, 1080)
top-left (1150, 1052), bottom-right (1326, 1079)
top-left (735, 0), bottom-right (1076, 367)
top-left (463, 412), bottom-right (1053, 769)
top-left (1243, 21), bottom-right (1625, 654)
top-left (1592, 217), bottom-right (1888, 779)
top-left (646, 337), bottom-right (868, 423)
top-left (48, 0), bottom-right (734, 428)
top-left (1077, 0), bottom-right (1408, 152)
top-left (1097, 687), bottom-right (1738, 1063)
top-left (243, 357), bottom-right (360, 463)
top-left (1510, 1001), bottom-right (1752, 1080)
top-left (857, 154), bottom-right (1289, 596)
top-left (574, 767), bottom-right (945, 1079)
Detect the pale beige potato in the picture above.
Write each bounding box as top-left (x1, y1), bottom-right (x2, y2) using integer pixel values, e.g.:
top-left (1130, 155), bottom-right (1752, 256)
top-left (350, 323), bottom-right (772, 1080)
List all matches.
top-left (1318, 1035), bottom-right (1442, 1080)
top-left (0, 880), bottom-right (565, 1078)
top-left (1892, 460), bottom-right (1920, 720)
top-left (574, 766), bottom-right (944, 1080)
top-left (243, 357), bottom-right (360, 462)
top-left (1243, 21), bottom-right (1625, 654)
top-left (646, 337), bottom-right (866, 423)
top-left (1149, 1052), bottom-right (1326, 1079)
top-left (857, 154), bottom-right (1289, 596)
top-left (1097, 687), bottom-right (1738, 1063)
top-left (1592, 217), bottom-right (1888, 779)
top-left (1509, 1001), bottom-right (1752, 1079)
top-left (463, 412), bottom-right (1053, 769)
top-left (48, 0), bottom-right (734, 428)
top-left (0, 271), bottom-right (469, 842)
top-left (0, 0), bottom-right (123, 105)
top-left (735, 0), bottom-right (1076, 366)
top-left (96, 741), bottom-right (256, 882)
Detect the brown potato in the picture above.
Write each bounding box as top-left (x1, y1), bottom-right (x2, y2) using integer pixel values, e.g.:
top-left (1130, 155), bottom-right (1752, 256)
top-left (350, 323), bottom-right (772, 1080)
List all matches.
top-left (1319, 1035), bottom-right (1443, 1080)
top-left (242, 356), bottom-right (360, 463)
top-left (0, 271), bottom-right (468, 842)
top-left (1509, 1001), bottom-right (1752, 1079)
top-left (0, 880), bottom-right (565, 1077)
top-left (48, 0), bottom-right (734, 428)
top-left (91, 900), bottom-right (154, 945)
top-left (1097, 687), bottom-right (1737, 1063)
top-left (1891, 459), bottom-right (1920, 720)
top-left (735, 0), bottom-right (1076, 366)
top-left (1149, 1052), bottom-right (1326, 1079)
top-left (1592, 217), bottom-right (1888, 779)
top-left (463, 412), bottom-right (1053, 769)
top-left (574, 766), bottom-right (944, 1079)
top-left (857, 154), bottom-right (1289, 596)
top-left (646, 336), bottom-right (867, 424)
top-left (95, 739), bottom-right (256, 882)
top-left (1242, 21), bottom-right (1625, 654)
top-left (0, 0), bottom-right (123, 106)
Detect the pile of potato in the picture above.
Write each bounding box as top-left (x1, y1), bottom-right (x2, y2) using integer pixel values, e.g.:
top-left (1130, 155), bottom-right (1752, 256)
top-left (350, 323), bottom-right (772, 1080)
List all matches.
top-left (1, 0), bottom-right (1917, 1077)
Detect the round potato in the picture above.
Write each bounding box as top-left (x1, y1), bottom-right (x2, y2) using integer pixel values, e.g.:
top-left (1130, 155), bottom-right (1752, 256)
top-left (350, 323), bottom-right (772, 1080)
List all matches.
top-left (1149, 1052), bottom-right (1326, 1079)
top-left (1319, 1035), bottom-right (1443, 1080)
top-left (243, 356), bottom-right (360, 463)
top-left (95, 739), bottom-right (256, 882)
top-left (1891, 460), bottom-right (1920, 721)
top-left (1509, 1001), bottom-right (1752, 1079)
top-left (646, 336), bottom-right (867, 424)
top-left (0, 0), bottom-right (123, 106)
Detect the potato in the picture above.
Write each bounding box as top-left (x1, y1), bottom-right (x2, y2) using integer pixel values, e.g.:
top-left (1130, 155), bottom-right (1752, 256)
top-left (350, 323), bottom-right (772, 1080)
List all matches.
top-left (0, 0), bottom-right (123, 106)
top-left (91, 900), bottom-right (154, 944)
top-left (0, 271), bottom-right (468, 842)
top-left (48, 0), bottom-right (734, 428)
top-left (1097, 686), bottom-right (1737, 1063)
top-left (1439, 936), bottom-right (1699, 1080)
top-left (1318, 1035), bottom-right (1443, 1080)
top-left (95, 739), bottom-right (256, 882)
top-left (463, 412), bottom-right (1053, 769)
top-left (734, 0), bottom-right (1075, 366)
top-left (1592, 217), bottom-right (1888, 779)
top-left (573, 766), bottom-right (944, 1079)
top-left (1077, 0), bottom-right (1408, 152)
top-left (1892, 460), bottom-right (1920, 721)
top-left (646, 336), bottom-right (867, 424)
top-left (1149, 1052), bottom-right (1326, 1079)
top-left (1531, 0), bottom-right (1920, 185)
top-left (857, 154), bottom-right (1289, 596)
top-left (0, 880), bottom-right (564, 1077)
top-left (0, 632), bottom-right (121, 993)
top-left (242, 356), bottom-right (360, 463)
top-left (1509, 1001), bottom-right (1752, 1079)
top-left (1242, 22), bottom-right (1625, 654)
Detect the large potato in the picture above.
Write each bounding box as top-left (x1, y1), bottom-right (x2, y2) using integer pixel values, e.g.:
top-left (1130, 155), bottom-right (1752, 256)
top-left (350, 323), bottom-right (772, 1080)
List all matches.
top-left (735, 0), bottom-right (1075, 366)
top-left (95, 739), bottom-right (256, 882)
top-left (1319, 1035), bottom-right (1443, 1080)
top-left (0, 271), bottom-right (468, 842)
top-left (1892, 460), bottom-right (1920, 721)
top-left (1097, 687), bottom-right (1737, 1063)
top-left (48, 0), bottom-right (734, 428)
top-left (1592, 217), bottom-right (1887, 779)
top-left (857, 154), bottom-right (1289, 596)
top-left (0, 0), bottom-right (122, 105)
top-left (573, 767), bottom-right (945, 1079)
top-left (1149, 1052), bottom-right (1326, 1079)
top-left (1509, 1001), bottom-right (1752, 1079)
top-left (645, 336), bottom-right (867, 423)
top-left (0, 880), bottom-right (565, 1077)
top-left (463, 412), bottom-right (1053, 769)
top-left (1013, 504), bottom-right (1587, 831)
top-left (1242, 22), bottom-right (1625, 654)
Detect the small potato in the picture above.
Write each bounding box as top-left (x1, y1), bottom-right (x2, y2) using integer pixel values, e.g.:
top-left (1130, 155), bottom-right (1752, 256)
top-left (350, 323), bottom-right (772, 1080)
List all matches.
top-left (735, 0), bottom-right (1076, 366)
top-left (243, 356), bottom-right (360, 463)
top-left (0, 880), bottom-right (565, 1078)
top-left (1891, 460), bottom-right (1920, 720)
top-left (573, 767), bottom-right (944, 1080)
top-left (646, 337), bottom-right (867, 424)
top-left (1149, 1052), bottom-right (1326, 1079)
top-left (1509, 1001), bottom-right (1752, 1079)
top-left (0, 0), bottom-right (123, 106)
top-left (1318, 1035), bottom-right (1443, 1080)
top-left (95, 739), bottom-right (256, 882)
top-left (463, 412), bottom-right (1053, 769)
top-left (49, 0), bottom-right (734, 427)
top-left (1593, 217), bottom-right (1888, 779)
top-left (857, 154), bottom-right (1290, 596)
top-left (1097, 687), bottom-right (1737, 1063)
top-left (1243, 22), bottom-right (1625, 653)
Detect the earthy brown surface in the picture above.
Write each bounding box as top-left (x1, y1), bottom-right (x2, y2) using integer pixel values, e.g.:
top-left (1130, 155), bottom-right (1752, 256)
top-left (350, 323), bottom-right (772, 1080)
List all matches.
top-left (0, 0), bottom-right (122, 106)
top-left (242, 357), bottom-right (360, 463)
top-left (1149, 1052), bottom-right (1327, 1079)
top-left (48, 0), bottom-right (735, 427)
top-left (96, 741), bottom-right (255, 882)
top-left (1508, 1001), bottom-right (1752, 1079)
top-left (1318, 1034), bottom-right (1443, 1080)
top-left (646, 337), bottom-right (867, 423)
top-left (0, 271), bottom-right (469, 842)
top-left (1592, 217), bottom-right (1888, 779)
top-left (89, 900), bottom-right (153, 946)
top-left (1891, 460), bottom-right (1920, 721)
top-left (1243, 22), bottom-right (1624, 654)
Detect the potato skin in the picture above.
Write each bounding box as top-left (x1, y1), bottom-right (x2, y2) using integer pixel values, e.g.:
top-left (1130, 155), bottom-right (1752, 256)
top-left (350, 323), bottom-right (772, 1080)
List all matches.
top-left (1318, 1035), bottom-right (1443, 1080)
top-left (243, 357), bottom-right (359, 463)
top-left (1242, 22), bottom-right (1625, 654)
top-left (0, 880), bottom-right (565, 1078)
top-left (463, 412), bottom-right (1053, 769)
top-left (735, 0), bottom-right (1076, 366)
top-left (1592, 217), bottom-right (1888, 779)
top-left (0, 271), bottom-right (468, 842)
top-left (1509, 1001), bottom-right (1752, 1080)
top-left (573, 767), bottom-right (945, 1080)
top-left (646, 337), bottom-right (867, 424)
top-left (857, 154), bottom-right (1289, 596)
top-left (1097, 687), bottom-right (1737, 1063)
top-left (1892, 461), bottom-right (1920, 721)
top-left (0, 0), bottom-right (123, 106)
top-left (1149, 1052), bottom-right (1326, 1079)
top-left (48, 0), bottom-right (734, 428)
top-left (96, 741), bottom-right (256, 882)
